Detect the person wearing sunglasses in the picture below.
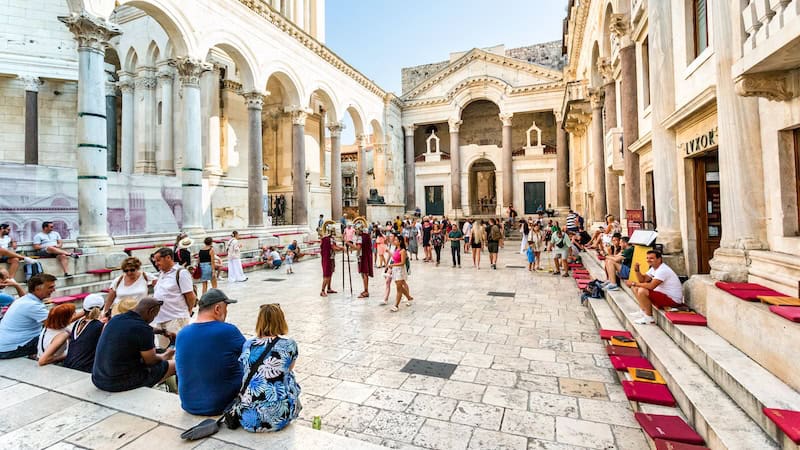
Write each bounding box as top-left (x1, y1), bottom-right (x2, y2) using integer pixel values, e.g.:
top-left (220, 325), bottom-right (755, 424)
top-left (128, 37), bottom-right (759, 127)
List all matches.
top-left (103, 257), bottom-right (156, 317)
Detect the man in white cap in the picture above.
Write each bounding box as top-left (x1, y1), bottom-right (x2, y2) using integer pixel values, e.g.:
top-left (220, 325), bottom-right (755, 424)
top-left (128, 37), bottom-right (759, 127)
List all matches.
top-left (175, 288), bottom-right (244, 415)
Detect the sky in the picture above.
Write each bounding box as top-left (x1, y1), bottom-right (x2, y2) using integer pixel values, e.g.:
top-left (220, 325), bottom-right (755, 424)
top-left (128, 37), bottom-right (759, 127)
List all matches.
top-left (326, 0), bottom-right (569, 95)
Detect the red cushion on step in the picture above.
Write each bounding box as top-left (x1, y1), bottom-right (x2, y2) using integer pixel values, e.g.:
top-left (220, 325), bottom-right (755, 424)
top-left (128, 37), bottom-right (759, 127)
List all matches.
top-left (71, 292), bottom-right (91, 300)
top-left (714, 282), bottom-right (785, 300)
top-left (123, 245), bottom-right (156, 252)
top-left (654, 439), bottom-right (710, 450)
top-left (598, 255), bottom-right (606, 260)
top-left (100, 288), bottom-right (110, 293)
top-left (623, 381), bottom-right (676, 406)
top-left (218, 267), bottom-right (228, 271)
top-left (763, 408), bottom-right (800, 444)
top-left (599, 329), bottom-right (633, 340)
top-left (769, 306), bottom-right (800, 323)
top-left (573, 274), bottom-right (591, 280)
top-left (87, 269), bottom-right (113, 274)
top-left (50, 296), bottom-right (77, 305)
top-left (635, 413), bottom-right (705, 445)
top-left (606, 345), bottom-right (641, 357)
top-left (610, 355), bottom-right (653, 370)
top-left (568, 264), bottom-right (584, 268)
top-left (665, 312), bottom-right (707, 326)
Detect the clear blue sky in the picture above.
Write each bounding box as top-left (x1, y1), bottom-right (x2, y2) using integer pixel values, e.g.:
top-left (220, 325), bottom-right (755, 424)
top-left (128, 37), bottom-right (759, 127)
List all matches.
top-left (326, 0), bottom-right (569, 94)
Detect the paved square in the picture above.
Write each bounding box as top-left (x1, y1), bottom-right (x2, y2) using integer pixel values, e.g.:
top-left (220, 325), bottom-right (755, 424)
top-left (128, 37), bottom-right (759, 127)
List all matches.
top-left (219, 246), bottom-right (645, 449)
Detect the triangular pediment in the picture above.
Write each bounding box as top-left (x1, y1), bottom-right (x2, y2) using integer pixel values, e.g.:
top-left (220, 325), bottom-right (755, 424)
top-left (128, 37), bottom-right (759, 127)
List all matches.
top-left (403, 48), bottom-right (563, 101)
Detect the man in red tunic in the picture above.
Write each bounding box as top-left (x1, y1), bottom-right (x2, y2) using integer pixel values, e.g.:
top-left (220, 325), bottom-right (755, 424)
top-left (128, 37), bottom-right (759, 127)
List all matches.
top-left (320, 225), bottom-right (343, 297)
top-left (348, 222), bottom-right (373, 298)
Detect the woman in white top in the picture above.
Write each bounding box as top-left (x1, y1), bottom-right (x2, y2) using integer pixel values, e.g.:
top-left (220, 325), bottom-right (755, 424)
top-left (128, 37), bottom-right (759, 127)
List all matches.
top-left (38, 303), bottom-right (79, 366)
top-left (227, 231), bottom-right (247, 282)
top-left (527, 222), bottom-right (545, 271)
top-left (103, 257), bottom-right (155, 316)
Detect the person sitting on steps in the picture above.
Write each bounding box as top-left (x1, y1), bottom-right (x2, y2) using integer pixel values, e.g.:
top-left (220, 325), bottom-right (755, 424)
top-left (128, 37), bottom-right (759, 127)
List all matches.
top-left (32, 222), bottom-right (79, 278)
top-left (626, 250), bottom-right (684, 325)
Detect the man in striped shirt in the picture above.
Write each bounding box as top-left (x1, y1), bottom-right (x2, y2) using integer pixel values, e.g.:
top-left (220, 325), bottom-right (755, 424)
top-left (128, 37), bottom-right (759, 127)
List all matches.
top-left (566, 210), bottom-right (580, 233)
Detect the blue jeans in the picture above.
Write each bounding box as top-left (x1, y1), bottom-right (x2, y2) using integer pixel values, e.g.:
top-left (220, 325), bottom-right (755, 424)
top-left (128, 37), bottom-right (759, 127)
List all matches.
top-left (0, 337), bottom-right (37, 359)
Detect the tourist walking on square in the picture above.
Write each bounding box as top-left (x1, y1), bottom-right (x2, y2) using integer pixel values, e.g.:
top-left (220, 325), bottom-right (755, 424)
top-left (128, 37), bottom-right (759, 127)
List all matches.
top-left (348, 219), bottom-right (373, 298)
top-left (103, 257), bottom-right (156, 316)
top-left (462, 219), bottom-right (473, 253)
top-left (528, 223), bottom-right (545, 271)
top-left (152, 247), bottom-right (197, 348)
top-left (519, 219), bottom-right (530, 254)
top-left (198, 237), bottom-right (217, 294)
top-left (319, 221), bottom-right (343, 297)
top-left (390, 234), bottom-right (413, 312)
top-left (227, 231), bottom-right (247, 282)
top-left (551, 227), bottom-right (571, 277)
top-left (403, 221), bottom-right (419, 260)
top-left (227, 303), bottom-right (301, 432)
top-left (375, 228), bottom-right (388, 268)
top-left (470, 220), bottom-right (485, 269)
top-left (487, 218), bottom-right (504, 270)
top-left (431, 222), bottom-right (444, 266)
top-left (382, 237), bottom-right (395, 304)
top-left (447, 222), bottom-right (463, 268)
top-left (32, 222), bottom-right (79, 277)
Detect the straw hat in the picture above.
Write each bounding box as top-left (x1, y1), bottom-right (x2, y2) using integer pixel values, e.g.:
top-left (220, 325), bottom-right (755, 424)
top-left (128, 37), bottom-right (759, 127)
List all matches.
top-left (178, 237), bottom-right (194, 249)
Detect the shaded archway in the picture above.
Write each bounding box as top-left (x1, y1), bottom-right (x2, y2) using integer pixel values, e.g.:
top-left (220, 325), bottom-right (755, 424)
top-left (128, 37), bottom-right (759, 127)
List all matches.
top-left (460, 100), bottom-right (502, 147)
top-left (469, 158), bottom-right (497, 215)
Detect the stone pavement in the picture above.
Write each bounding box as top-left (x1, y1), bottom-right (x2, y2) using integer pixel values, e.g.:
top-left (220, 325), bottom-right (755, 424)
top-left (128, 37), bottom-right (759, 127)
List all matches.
top-left (219, 245), bottom-right (648, 450)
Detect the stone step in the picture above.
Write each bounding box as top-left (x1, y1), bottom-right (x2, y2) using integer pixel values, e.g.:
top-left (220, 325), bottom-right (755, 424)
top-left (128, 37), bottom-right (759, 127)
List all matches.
top-left (581, 253), bottom-right (781, 450)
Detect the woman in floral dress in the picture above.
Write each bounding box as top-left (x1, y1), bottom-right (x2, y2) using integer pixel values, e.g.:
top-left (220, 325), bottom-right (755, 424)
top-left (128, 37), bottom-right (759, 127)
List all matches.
top-left (232, 303), bottom-right (301, 432)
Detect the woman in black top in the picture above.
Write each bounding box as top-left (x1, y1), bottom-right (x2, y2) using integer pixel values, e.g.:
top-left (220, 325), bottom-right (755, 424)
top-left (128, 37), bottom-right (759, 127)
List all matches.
top-left (197, 237), bottom-right (217, 294)
top-left (62, 295), bottom-right (105, 373)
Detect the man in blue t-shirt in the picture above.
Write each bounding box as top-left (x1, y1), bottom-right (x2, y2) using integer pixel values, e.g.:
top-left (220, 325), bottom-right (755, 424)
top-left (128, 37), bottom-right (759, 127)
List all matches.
top-left (0, 274), bottom-right (55, 359)
top-left (176, 288), bottom-right (245, 415)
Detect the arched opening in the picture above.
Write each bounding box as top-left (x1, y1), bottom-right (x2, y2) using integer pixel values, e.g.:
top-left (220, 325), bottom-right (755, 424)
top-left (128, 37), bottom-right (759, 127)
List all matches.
top-left (469, 158), bottom-right (497, 215)
top-left (307, 88), bottom-right (338, 187)
top-left (263, 72), bottom-right (301, 225)
top-left (460, 100), bottom-right (502, 147)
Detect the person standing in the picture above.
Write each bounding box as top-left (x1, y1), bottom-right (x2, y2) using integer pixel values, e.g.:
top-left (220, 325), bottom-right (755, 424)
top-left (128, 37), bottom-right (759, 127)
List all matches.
top-left (487, 218), bottom-right (504, 270)
top-left (528, 223), bottom-right (545, 271)
top-left (198, 237), bottom-right (217, 294)
top-left (470, 220), bottom-right (485, 269)
top-left (389, 234), bottom-right (413, 312)
top-left (227, 231), bottom-right (247, 283)
top-left (420, 218), bottom-right (431, 262)
top-left (447, 224), bottom-right (463, 268)
top-left (348, 222), bottom-right (373, 298)
top-left (404, 221), bottom-right (419, 261)
top-left (550, 227), bottom-right (571, 277)
top-left (319, 226), bottom-right (343, 297)
top-left (375, 228), bottom-right (387, 268)
top-left (431, 222), bottom-right (444, 266)
top-left (519, 219), bottom-right (530, 254)
top-left (462, 219), bottom-right (473, 253)
top-left (152, 248), bottom-right (197, 348)
top-left (103, 257), bottom-right (156, 316)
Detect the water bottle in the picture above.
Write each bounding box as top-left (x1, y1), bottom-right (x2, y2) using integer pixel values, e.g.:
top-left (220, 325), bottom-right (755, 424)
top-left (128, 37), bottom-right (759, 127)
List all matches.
top-left (312, 416), bottom-right (322, 430)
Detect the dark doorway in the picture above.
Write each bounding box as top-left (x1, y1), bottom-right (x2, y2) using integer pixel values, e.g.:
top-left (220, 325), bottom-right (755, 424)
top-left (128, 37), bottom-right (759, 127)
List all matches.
top-left (694, 150), bottom-right (720, 274)
top-left (425, 185), bottom-right (444, 216)
top-left (523, 182), bottom-right (546, 215)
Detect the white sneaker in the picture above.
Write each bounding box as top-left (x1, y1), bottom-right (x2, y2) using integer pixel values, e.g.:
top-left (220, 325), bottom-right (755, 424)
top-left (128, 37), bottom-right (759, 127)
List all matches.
top-left (634, 315), bottom-right (655, 325)
top-left (23, 257), bottom-right (36, 264)
top-left (630, 310), bottom-right (645, 319)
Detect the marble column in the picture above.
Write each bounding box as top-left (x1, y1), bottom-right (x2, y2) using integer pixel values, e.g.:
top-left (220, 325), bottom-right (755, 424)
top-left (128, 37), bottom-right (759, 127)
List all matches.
top-left (170, 57), bottom-right (211, 235)
top-left (357, 134), bottom-right (368, 217)
top-left (404, 125), bottom-right (416, 211)
top-left (374, 143), bottom-right (386, 197)
top-left (709, 0), bottom-right (767, 281)
top-left (105, 78), bottom-right (118, 171)
top-left (244, 91), bottom-right (266, 228)
top-left (117, 72), bottom-right (135, 174)
top-left (554, 111), bottom-right (569, 208)
top-left (20, 75), bottom-right (43, 165)
top-left (289, 107), bottom-right (310, 225)
top-left (202, 67), bottom-right (223, 176)
top-left (134, 68), bottom-right (157, 174)
top-left (448, 119), bottom-right (462, 213)
top-left (598, 58), bottom-right (621, 218)
top-left (328, 122), bottom-right (343, 219)
top-left (611, 15), bottom-right (641, 210)
top-left (500, 113), bottom-right (514, 208)
top-left (156, 66), bottom-right (175, 175)
top-left (59, 12), bottom-right (119, 248)
top-left (647, 1), bottom-right (682, 254)
top-left (589, 89), bottom-right (607, 221)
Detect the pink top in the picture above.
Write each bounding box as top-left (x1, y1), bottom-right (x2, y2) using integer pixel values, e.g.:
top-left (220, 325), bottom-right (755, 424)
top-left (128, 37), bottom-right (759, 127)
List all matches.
top-left (392, 249), bottom-right (403, 264)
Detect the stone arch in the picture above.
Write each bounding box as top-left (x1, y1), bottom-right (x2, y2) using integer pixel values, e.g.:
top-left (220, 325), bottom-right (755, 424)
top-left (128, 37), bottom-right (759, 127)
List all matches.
top-left (123, 47), bottom-right (138, 73)
top-left (467, 157), bottom-right (499, 215)
top-left (115, 0), bottom-right (197, 57)
top-left (145, 40), bottom-right (160, 67)
top-left (449, 77), bottom-right (509, 118)
top-left (342, 102), bottom-right (366, 137)
top-left (262, 65), bottom-right (303, 106)
top-left (370, 119), bottom-right (384, 144)
top-left (199, 32), bottom-right (259, 92)
top-left (600, 2), bottom-right (615, 58)
top-left (459, 99), bottom-right (502, 147)
top-left (306, 82), bottom-right (339, 123)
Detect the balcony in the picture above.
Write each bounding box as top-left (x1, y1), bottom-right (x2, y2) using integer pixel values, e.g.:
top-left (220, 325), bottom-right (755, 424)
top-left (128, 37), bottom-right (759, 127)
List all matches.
top-left (734, 0), bottom-right (800, 101)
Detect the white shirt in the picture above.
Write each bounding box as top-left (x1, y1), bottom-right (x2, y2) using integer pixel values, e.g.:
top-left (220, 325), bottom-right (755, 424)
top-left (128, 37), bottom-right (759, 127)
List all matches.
top-left (227, 239), bottom-right (241, 259)
top-left (269, 251), bottom-right (281, 262)
top-left (646, 263), bottom-right (683, 303)
top-left (153, 265), bottom-right (194, 323)
top-left (109, 272), bottom-right (155, 303)
top-left (37, 326), bottom-right (70, 360)
top-left (462, 222), bottom-right (472, 235)
top-left (0, 235), bottom-right (11, 249)
top-left (34, 231), bottom-right (61, 248)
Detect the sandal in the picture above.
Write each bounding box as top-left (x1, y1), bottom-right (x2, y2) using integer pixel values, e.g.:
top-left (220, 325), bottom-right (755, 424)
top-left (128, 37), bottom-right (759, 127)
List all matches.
top-left (390, 306), bottom-right (399, 312)
top-left (320, 291), bottom-right (327, 297)
top-left (327, 289), bottom-right (338, 293)
top-left (358, 292), bottom-right (369, 298)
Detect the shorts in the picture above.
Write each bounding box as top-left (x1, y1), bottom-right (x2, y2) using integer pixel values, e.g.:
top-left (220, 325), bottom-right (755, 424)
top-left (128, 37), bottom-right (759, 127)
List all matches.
top-left (92, 360), bottom-right (169, 392)
top-left (391, 265), bottom-right (407, 281)
top-left (527, 255), bottom-right (535, 264)
top-left (37, 249), bottom-right (51, 257)
top-left (554, 246), bottom-right (569, 259)
top-left (471, 241), bottom-right (482, 249)
top-left (648, 290), bottom-right (682, 309)
top-left (199, 262), bottom-right (213, 281)
top-left (487, 241), bottom-right (499, 253)
top-left (272, 260), bottom-right (282, 268)
top-left (464, 236), bottom-right (470, 244)
top-left (153, 317), bottom-right (190, 349)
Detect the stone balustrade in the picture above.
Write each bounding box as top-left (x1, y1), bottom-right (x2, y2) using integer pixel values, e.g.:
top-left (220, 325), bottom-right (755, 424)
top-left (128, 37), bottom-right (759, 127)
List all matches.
top-left (742, 0), bottom-right (799, 52)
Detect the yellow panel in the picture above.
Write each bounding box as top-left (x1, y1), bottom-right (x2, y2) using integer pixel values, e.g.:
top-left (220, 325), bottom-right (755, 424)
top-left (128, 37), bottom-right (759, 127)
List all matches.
top-left (627, 368), bottom-right (666, 384)
top-left (610, 336), bottom-right (639, 348)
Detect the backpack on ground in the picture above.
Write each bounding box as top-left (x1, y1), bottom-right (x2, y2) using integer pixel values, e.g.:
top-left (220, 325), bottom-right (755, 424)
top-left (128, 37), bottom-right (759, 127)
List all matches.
top-left (24, 261), bottom-right (43, 281)
top-left (583, 279), bottom-right (605, 299)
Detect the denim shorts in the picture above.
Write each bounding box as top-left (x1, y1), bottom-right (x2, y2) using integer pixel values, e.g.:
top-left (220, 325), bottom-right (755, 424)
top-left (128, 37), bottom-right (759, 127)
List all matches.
top-left (199, 262), bottom-right (212, 281)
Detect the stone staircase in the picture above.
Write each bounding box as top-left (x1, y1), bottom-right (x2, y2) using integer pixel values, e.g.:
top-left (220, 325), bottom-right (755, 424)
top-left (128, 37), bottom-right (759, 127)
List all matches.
top-left (580, 251), bottom-right (800, 450)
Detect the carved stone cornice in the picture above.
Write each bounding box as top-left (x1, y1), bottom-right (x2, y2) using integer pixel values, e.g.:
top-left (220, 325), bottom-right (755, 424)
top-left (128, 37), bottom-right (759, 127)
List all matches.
top-left (448, 119), bottom-right (462, 133)
top-left (221, 80), bottom-right (242, 93)
top-left (402, 79), bottom-right (564, 109)
top-left (243, 90), bottom-right (268, 109)
top-left (734, 70), bottom-right (800, 102)
top-left (18, 75), bottom-right (43, 92)
top-left (327, 122), bottom-right (344, 137)
top-left (169, 57), bottom-right (212, 87)
top-left (564, 104), bottom-right (592, 137)
top-left (285, 106), bottom-right (311, 126)
top-left (499, 113), bottom-right (513, 127)
top-left (58, 12), bottom-right (120, 53)
top-left (588, 88), bottom-right (605, 109)
top-left (564, 0), bottom-right (590, 80)
top-left (597, 57), bottom-right (614, 84)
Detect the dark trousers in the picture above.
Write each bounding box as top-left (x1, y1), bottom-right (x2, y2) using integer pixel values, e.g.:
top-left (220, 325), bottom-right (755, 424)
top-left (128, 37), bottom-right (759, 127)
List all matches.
top-left (451, 246), bottom-right (461, 266)
top-left (0, 337), bottom-right (37, 360)
top-left (434, 245), bottom-right (442, 263)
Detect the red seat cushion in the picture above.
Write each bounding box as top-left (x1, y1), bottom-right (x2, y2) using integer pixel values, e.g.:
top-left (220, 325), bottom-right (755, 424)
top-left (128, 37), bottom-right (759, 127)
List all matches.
top-left (763, 408), bottom-right (800, 444)
top-left (665, 312), bottom-right (707, 326)
top-left (71, 292), bottom-right (90, 300)
top-left (123, 245), bottom-right (156, 252)
top-left (769, 306), bottom-right (800, 323)
top-left (610, 355), bottom-right (653, 370)
top-left (87, 269), bottom-right (113, 275)
top-left (623, 381), bottom-right (676, 406)
top-left (606, 345), bottom-right (641, 357)
top-left (218, 266), bottom-right (228, 271)
top-left (568, 263), bottom-right (584, 268)
top-left (714, 281), bottom-right (785, 301)
top-left (49, 296), bottom-right (77, 305)
top-left (599, 329), bottom-right (633, 340)
top-left (573, 274), bottom-right (591, 280)
top-left (654, 439), bottom-right (710, 450)
top-left (635, 413), bottom-right (705, 445)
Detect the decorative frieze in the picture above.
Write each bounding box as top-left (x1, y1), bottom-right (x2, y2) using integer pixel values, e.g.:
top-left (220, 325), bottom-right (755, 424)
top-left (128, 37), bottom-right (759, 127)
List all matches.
top-left (734, 70), bottom-right (799, 102)
top-left (58, 12), bottom-right (120, 53)
top-left (169, 57), bottom-right (212, 87)
top-left (134, 73), bottom-right (157, 90)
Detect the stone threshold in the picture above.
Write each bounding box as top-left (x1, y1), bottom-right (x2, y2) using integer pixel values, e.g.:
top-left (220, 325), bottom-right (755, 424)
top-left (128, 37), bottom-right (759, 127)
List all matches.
top-left (579, 253), bottom-right (781, 450)
top-left (0, 358), bottom-right (383, 450)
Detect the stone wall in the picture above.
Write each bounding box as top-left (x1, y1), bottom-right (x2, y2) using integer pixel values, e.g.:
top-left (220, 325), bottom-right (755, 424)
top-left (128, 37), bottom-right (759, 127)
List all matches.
top-left (460, 100), bottom-right (502, 147)
top-left (511, 112), bottom-right (556, 150)
top-left (401, 61), bottom-right (450, 95)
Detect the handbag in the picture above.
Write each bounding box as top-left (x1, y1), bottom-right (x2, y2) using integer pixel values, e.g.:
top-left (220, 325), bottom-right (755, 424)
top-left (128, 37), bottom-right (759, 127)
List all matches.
top-left (191, 264), bottom-right (202, 280)
top-left (221, 337), bottom-right (283, 430)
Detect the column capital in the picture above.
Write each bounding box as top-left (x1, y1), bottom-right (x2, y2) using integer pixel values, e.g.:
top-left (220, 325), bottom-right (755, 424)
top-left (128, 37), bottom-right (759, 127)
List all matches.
top-left (242, 90), bottom-right (268, 109)
top-left (134, 72), bottom-right (157, 90)
top-left (597, 57), bottom-right (614, 84)
top-left (157, 67), bottom-right (174, 83)
top-left (734, 70), bottom-right (800, 102)
top-left (18, 75), bottom-right (43, 92)
top-left (169, 57), bottom-right (212, 87)
top-left (609, 14), bottom-right (633, 48)
top-left (553, 110), bottom-right (564, 123)
top-left (588, 88), bottom-right (605, 109)
top-left (448, 119), bottom-right (462, 133)
top-left (58, 12), bottom-right (120, 53)
top-left (404, 125), bottom-right (416, 137)
top-left (499, 112), bottom-right (513, 127)
top-left (117, 75), bottom-right (135, 94)
top-left (105, 80), bottom-right (118, 96)
top-left (327, 121), bottom-right (344, 137)
top-left (357, 134), bottom-right (370, 148)
top-left (285, 106), bottom-right (311, 125)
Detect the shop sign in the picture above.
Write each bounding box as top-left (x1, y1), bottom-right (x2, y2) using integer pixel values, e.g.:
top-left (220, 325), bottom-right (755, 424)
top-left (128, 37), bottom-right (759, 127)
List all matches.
top-left (680, 126), bottom-right (718, 156)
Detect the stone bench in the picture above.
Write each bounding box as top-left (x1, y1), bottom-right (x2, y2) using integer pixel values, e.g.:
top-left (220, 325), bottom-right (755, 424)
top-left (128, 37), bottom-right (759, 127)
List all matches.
top-left (0, 358), bottom-right (382, 449)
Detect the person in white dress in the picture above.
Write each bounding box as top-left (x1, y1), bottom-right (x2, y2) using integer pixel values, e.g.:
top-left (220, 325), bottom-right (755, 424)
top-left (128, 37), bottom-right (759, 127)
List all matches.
top-left (227, 231), bottom-right (247, 282)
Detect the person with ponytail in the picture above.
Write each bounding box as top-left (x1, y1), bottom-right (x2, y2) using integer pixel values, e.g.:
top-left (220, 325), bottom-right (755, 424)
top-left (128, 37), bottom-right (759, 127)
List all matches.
top-left (61, 294), bottom-right (105, 372)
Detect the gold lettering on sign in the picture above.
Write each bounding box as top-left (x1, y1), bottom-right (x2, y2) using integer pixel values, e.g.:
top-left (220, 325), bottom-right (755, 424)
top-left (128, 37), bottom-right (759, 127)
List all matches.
top-left (680, 126), bottom-right (718, 156)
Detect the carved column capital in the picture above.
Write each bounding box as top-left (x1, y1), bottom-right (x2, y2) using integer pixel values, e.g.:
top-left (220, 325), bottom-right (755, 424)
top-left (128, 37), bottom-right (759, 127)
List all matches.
top-left (18, 75), bottom-right (43, 92)
top-left (588, 88), bottom-right (605, 109)
top-left (327, 122), bottom-right (344, 137)
top-left (734, 70), bottom-right (800, 102)
top-left (609, 14), bottom-right (633, 48)
top-left (285, 105), bottom-right (311, 125)
top-left (134, 70), bottom-right (157, 90)
top-left (553, 110), bottom-right (564, 123)
top-left (404, 125), bottom-right (416, 137)
top-left (157, 67), bottom-right (174, 83)
top-left (597, 57), bottom-right (614, 84)
top-left (105, 80), bottom-right (118, 96)
top-left (58, 12), bottom-right (120, 53)
top-left (169, 57), bottom-right (212, 87)
top-left (117, 73), bottom-right (135, 94)
top-left (448, 119), bottom-right (462, 133)
top-left (242, 90), bottom-right (268, 109)
top-left (357, 134), bottom-right (369, 148)
top-left (499, 112), bottom-right (513, 127)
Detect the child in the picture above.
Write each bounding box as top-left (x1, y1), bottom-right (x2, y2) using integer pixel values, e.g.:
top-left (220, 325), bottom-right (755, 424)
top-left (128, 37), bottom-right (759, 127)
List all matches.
top-left (285, 249), bottom-right (295, 274)
top-left (526, 241), bottom-right (536, 271)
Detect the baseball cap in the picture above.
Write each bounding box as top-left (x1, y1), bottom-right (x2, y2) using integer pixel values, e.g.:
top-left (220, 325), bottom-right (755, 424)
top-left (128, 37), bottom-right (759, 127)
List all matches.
top-left (198, 289), bottom-right (238, 308)
top-left (82, 293), bottom-right (105, 311)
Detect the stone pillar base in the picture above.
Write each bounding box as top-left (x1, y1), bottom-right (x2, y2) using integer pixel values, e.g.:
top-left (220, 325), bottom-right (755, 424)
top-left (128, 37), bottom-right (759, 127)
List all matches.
top-left (204, 166), bottom-right (224, 177)
top-left (77, 234), bottom-right (114, 250)
top-left (709, 247), bottom-right (750, 282)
